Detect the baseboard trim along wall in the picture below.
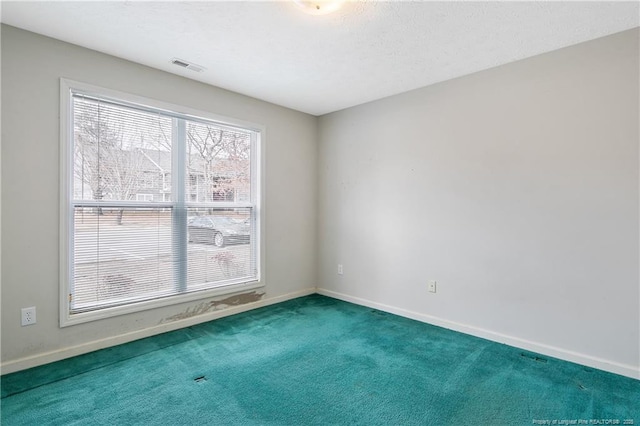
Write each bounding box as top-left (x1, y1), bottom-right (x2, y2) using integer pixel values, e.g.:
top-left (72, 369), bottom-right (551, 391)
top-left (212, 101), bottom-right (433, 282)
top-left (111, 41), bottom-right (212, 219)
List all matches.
top-left (1, 288), bottom-right (317, 375)
top-left (316, 288), bottom-right (639, 380)
top-left (4, 287), bottom-right (637, 379)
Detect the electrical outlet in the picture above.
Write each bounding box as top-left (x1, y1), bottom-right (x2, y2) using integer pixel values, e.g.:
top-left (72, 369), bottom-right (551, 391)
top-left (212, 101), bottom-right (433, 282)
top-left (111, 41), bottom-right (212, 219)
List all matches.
top-left (21, 307), bottom-right (36, 326)
top-left (337, 264), bottom-right (343, 275)
top-left (428, 280), bottom-right (437, 293)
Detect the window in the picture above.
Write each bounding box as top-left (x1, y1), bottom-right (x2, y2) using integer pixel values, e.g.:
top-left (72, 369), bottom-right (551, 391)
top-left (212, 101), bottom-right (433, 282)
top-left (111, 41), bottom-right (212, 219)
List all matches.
top-left (136, 194), bottom-right (154, 202)
top-left (60, 80), bottom-right (262, 326)
top-left (140, 171), bottom-right (159, 189)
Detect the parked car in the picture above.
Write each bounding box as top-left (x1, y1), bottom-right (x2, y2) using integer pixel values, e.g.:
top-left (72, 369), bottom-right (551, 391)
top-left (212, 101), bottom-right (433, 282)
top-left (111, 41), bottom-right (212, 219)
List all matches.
top-left (187, 216), bottom-right (250, 247)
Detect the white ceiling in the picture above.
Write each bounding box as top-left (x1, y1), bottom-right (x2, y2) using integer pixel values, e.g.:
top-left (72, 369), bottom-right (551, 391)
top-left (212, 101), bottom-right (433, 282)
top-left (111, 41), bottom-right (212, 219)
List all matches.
top-left (1, 1), bottom-right (638, 116)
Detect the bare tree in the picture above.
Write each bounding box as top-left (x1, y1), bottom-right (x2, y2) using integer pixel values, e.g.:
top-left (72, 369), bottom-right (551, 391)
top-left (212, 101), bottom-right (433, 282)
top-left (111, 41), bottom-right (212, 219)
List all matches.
top-left (186, 124), bottom-right (250, 203)
top-left (74, 103), bottom-right (148, 224)
top-left (74, 100), bottom-right (250, 223)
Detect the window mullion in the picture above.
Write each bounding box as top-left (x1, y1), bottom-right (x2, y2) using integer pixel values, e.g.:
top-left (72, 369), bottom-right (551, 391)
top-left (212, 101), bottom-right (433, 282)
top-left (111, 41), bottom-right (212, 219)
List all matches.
top-left (172, 118), bottom-right (187, 293)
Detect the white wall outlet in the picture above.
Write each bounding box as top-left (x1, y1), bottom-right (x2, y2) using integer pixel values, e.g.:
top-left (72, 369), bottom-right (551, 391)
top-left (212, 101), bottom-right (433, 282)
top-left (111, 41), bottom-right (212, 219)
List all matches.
top-left (21, 306), bottom-right (37, 326)
top-left (428, 280), bottom-right (437, 293)
top-left (337, 264), bottom-right (343, 275)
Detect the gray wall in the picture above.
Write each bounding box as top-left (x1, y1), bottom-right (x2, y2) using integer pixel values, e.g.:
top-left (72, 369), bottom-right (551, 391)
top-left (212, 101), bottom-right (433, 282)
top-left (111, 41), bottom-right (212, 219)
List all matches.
top-left (1, 25), bottom-right (317, 369)
top-left (318, 29), bottom-right (639, 377)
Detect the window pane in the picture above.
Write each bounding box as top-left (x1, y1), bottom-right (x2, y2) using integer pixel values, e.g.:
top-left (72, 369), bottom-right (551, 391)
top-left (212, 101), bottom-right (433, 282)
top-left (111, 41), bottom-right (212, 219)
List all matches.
top-left (185, 121), bottom-right (251, 203)
top-left (187, 207), bottom-right (255, 288)
top-left (72, 207), bottom-right (174, 312)
top-left (73, 97), bottom-right (173, 202)
top-left (66, 85), bottom-right (260, 322)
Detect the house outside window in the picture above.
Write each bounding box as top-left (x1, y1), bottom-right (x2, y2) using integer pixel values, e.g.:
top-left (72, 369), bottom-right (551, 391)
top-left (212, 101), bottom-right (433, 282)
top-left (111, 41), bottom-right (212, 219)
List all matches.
top-left (61, 79), bottom-right (263, 326)
top-left (135, 194), bottom-right (154, 202)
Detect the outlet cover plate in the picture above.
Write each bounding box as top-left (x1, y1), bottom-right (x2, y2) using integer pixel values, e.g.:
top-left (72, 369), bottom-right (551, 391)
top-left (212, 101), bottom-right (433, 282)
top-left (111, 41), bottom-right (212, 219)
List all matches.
top-left (21, 307), bottom-right (36, 326)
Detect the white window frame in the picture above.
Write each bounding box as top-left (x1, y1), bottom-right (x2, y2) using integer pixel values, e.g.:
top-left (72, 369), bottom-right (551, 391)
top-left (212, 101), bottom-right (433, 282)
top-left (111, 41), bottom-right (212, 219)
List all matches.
top-left (59, 79), bottom-right (265, 327)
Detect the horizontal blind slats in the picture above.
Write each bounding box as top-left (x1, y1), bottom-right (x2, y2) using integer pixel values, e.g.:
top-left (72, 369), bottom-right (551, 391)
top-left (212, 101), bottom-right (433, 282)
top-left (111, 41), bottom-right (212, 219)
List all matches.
top-left (69, 90), bottom-right (258, 316)
top-left (72, 207), bottom-right (173, 310)
top-left (186, 207), bottom-right (255, 288)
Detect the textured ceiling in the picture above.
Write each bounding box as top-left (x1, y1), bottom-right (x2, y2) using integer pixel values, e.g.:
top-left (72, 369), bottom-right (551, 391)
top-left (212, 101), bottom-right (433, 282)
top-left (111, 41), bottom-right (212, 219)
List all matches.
top-left (1, 1), bottom-right (638, 116)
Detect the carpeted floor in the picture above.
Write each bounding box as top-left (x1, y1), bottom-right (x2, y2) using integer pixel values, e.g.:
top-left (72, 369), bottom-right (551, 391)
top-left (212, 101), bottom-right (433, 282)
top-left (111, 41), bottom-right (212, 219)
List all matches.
top-left (2, 294), bottom-right (639, 425)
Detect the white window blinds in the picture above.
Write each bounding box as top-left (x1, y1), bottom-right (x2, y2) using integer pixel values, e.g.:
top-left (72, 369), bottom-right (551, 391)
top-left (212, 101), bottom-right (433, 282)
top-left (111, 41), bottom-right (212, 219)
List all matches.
top-left (66, 88), bottom-right (260, 320)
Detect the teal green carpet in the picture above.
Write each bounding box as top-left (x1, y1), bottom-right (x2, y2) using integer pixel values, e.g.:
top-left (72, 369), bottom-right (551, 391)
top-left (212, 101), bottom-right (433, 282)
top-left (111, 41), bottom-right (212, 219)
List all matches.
top-left (2, 295), bottom-right (638, 425)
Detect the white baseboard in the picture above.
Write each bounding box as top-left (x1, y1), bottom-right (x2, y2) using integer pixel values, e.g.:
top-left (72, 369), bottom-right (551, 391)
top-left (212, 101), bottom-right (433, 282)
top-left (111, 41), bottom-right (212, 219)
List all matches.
top-left (317, 288), bottom-right (639, 380)
top-left (1, 287), bottom-right (316, 375)
top-left (4, 287), bottom-right (638, 380)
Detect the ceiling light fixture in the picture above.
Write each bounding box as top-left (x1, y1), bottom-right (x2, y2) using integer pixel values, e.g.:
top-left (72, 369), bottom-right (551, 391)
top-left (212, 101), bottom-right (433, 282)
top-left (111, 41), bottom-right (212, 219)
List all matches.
top-left (293, 0), bottom-right (345, 15)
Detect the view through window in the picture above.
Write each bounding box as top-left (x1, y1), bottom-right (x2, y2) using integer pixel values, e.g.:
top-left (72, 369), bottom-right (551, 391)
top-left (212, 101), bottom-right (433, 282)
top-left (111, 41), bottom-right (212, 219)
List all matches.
top-left (64, 85), bottom-right (260, 321)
